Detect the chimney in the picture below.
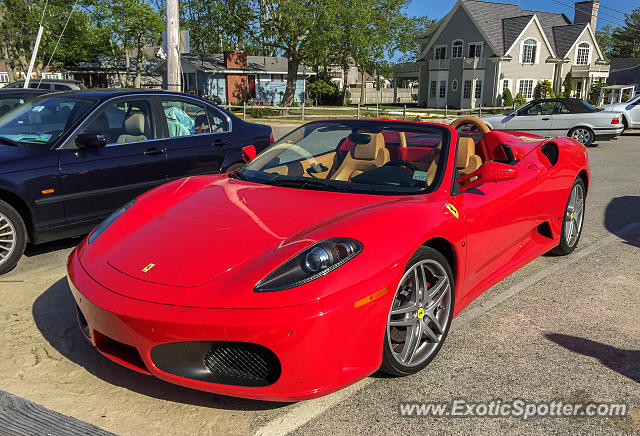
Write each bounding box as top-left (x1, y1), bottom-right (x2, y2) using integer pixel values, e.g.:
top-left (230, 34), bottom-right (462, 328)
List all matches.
top-left (574, 0), bottom-right (599, 31)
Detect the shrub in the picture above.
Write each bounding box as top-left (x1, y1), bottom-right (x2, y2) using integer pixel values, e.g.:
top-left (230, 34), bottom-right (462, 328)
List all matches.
top-left (247, 106), bottom-right (279, 118)
top-left (305, 98), bottom-right (314, 107)
top-left (555, 92), bottom-right (566, 98)
top-left (204, 94), bottom-right (222, 105)
top-left (502, 88), bottom-right (513, 106)
top-left (563, 72), bottom-right (573, 96)
top-left (514, 92), bottom-right (527, 107)
top-left (534, 80), bottom-right (555, 99)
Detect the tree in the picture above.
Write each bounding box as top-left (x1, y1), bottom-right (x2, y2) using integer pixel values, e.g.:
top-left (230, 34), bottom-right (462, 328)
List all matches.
top-left (84, 0), bottom-right (164, 87)
top-left (0, 0), bottom-right (110, 81)
top-left (502, 88), bottom-right (513, 107)
top-left (307, 79), bottom-right (338, 105)
top-left (534, 80), bottom-right (555, 99)
top-left (514, 93), bottom-right (527, 107)
top-left (563, 72), bottom-right (573, 97)
top-left (395, 15), bottom-right (436, 62)
top-left (611, 6), bottom-right (640, 58)
top-left (595, 24), bottom-right (616, 60)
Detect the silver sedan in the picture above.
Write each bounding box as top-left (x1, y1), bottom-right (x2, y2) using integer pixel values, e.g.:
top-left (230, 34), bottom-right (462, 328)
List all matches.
top-left (482, 98), bottom-right (623, 146)
top-left (601, 93), bottom-right (640, 130)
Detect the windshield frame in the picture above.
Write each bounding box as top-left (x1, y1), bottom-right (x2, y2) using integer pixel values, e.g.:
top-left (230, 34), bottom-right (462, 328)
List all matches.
top-left (237, 119), bottom-right (452, 196)
top-left (0, 93), bottom-right (100, 149)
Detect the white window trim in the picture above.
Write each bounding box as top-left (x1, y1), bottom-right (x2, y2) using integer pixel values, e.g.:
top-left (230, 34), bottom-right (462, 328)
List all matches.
top-left (452, 39), bottom-right (464, 59)
top-left (467, 41), bottom-right (484, 58)
top-left (520, 38), bottom-right (540, 65)
top-left (439, 80), bottom-right (447, 99)
top-left (433, 45), bottom-right (447, 60)
top-left (502, 78), bottom-right (512, 93)
top-left (574, 41), bottom-right (592, 66)
top-left (463, 80), bottom-right (473, 99)
top-left (516, 78), bottom-right (536, 99)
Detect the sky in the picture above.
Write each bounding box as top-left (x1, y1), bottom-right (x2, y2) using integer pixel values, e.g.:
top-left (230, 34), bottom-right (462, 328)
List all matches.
top-left (404, 0), bottom-right (639, 31)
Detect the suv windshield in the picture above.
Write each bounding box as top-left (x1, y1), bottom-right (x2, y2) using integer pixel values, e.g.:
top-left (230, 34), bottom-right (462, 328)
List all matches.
top-left (0, 95), bottom-right (96, 145)
top-left (236, 120), bottom-right (449, 195)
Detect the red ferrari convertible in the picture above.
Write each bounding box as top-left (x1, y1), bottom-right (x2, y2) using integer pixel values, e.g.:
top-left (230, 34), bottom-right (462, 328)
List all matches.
top-left (67, 116), bottom-right (589, 401)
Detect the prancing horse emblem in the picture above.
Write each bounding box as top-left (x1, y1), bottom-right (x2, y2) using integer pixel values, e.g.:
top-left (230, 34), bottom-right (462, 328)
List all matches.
top-left (141, 263), bottom-right (156, 273)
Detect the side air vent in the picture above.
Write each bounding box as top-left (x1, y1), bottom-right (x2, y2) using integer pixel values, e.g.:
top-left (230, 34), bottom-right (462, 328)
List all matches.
top-left (541, 143), bottom-right (559, 165)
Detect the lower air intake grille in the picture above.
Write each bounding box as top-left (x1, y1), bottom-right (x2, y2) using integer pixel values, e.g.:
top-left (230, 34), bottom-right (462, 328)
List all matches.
top-left (204, 342), bottom-right (281, 386)
top-left (541, 142), bottom-right (559, 165)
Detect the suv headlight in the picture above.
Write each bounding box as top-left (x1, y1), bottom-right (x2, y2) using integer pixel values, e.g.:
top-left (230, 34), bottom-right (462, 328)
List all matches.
top-left (88, 199), bottom-right (136, 244)
top-left (255, 238), bottom-right (362, 292)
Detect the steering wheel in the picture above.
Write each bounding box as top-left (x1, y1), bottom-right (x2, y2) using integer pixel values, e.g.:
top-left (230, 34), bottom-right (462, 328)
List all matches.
top-left (384, 160), bottom-right (420, 172)
top-left (449, 116), bottom-right (491, 134)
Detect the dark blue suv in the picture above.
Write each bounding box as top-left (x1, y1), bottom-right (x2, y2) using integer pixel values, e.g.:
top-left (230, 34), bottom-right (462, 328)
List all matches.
top-left (0, 89), bottom-right (272, 274)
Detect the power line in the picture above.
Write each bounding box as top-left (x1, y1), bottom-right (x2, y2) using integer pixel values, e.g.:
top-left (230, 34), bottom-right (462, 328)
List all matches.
top-left (597, 3), bottom-right (632, 17)
top-left (550, 0), bottom-right (626, 27)
top-left (38, 0), bottom-right (80, 86)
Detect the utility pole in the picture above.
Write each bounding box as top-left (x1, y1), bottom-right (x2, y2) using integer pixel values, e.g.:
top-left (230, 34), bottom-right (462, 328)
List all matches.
top-left (166, 0), bottom-right (181, 91)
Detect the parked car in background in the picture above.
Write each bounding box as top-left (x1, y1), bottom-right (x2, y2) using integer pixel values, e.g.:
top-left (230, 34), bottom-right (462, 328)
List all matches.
top-left (481, 98), bottom-right (623, 146)
top-left (0, 88), bottom-right (52, 117)
top-left (600, 93), bottom-right (640, 131)
top-left (0, 89), bottom-right (273, 274)
top-left (4, 79), bottom-right (86, 91)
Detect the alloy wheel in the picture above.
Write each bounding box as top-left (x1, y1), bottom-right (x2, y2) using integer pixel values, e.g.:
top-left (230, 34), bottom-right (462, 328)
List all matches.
top-left (565, 182), bottom-right (585, 247)
top-left (386, 259), bottom-right (452, 367)
top-left (0, 212), bottom-right (16, 267)
top-left (570, 128), bottom-right (592, 145)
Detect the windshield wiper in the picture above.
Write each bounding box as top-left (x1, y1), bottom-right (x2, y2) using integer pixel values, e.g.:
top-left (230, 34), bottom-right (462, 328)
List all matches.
top-left (0, 136), bottom-right (20, 146)
top-left (266, 177), bottom-right (341, 191)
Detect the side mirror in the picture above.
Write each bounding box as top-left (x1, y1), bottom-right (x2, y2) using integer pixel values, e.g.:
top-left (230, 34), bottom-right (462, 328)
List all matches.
top-left (457, 162), bottom-right (517, 192)
top-left (242, 144), bottom-right (257, 163)
top-left (76, 133), bottom-right (106, 148)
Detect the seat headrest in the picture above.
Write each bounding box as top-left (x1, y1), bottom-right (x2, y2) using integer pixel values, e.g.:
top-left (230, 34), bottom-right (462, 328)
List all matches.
top-left (456, 137), bottom-right (476, 169)
top-left (124, 113), bottom-right (145, 135)
top-left (90, 113), bottom-right (109, 133)
top-left (352, 133), bottom-right (385, 160)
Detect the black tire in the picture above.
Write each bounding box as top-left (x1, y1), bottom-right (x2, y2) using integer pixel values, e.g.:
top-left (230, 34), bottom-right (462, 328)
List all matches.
top-left (225, 162), bottom-right (244, 173)
top-left (568, 127), bottom-right (595, 147)
top-left (381, 246), bottom-right (454, 376)
top-left (622, 116), bottom-right (629, 131)
top-left (552, 177), bottom-right (586, 256)
top-left (0, 199), bottom-right (27, 275)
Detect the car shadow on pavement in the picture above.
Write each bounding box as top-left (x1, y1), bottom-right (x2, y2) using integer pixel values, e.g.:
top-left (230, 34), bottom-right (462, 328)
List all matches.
top-left (24, 237), bottom-right (83, 257)
top-left (545, 333), bottom-right (639, 383)
top-left (604, 196), bottom-right (640, 248)
top-left (32, 278), bottom-right (289, 411)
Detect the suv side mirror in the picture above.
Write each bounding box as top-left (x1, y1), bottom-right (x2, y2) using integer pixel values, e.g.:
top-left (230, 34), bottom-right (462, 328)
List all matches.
top-left (457, 161), bottom-right (517, 192)
top-left (242, 144), bottom-right (257, 162)
top-left (76, 133), bottom-right (106, 148)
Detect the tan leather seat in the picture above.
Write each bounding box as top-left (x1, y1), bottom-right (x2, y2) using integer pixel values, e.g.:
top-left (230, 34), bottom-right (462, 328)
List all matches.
top-left (117, 113), bottom-right (147, 143)
top-left (456, 137), bottom-right (482, 175)
top-left (331, 133), bottom-right (390, 181)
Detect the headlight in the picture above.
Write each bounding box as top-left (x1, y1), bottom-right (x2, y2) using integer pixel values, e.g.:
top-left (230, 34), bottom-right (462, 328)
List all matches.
top-left (255, 237), bottom-right (362, 292)
top-left (88, 199), bottom-right (136, 244)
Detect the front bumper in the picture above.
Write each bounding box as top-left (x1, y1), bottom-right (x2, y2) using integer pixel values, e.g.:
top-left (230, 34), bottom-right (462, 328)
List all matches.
top-left (67, 248), bottom-right (396, 401)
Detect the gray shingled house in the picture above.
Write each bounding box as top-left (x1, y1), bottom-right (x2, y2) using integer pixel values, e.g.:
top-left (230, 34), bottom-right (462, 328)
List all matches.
top-left (399, 0), bottom-right (609, 108)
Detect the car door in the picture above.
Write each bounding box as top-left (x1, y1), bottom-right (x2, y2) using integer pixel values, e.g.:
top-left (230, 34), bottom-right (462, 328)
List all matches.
top-left (58, 96), bottom-right (168, 226)
top-left (628, 97), bottom-right (640, 126)
top-left (159, 97), bottom-right (230, 179)
top-left (456, 148), bottom-right (544, 297)
top-left (507, 101), bottom-right (554, 136)
top-left (548, 101), bottom-right (575, 136)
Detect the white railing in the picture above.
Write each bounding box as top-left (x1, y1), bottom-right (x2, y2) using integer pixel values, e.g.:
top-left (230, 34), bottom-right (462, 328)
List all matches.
top-left (428, 58), bottom-right (450, 70)
top-left (572, 64), bottom-right (610, 74)
top-left (462, 57), bottom-right (487, 69)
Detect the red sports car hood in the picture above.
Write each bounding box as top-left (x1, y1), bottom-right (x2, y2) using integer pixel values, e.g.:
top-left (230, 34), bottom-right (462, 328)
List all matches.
top-left (103, 176), bottom-right (397, 291)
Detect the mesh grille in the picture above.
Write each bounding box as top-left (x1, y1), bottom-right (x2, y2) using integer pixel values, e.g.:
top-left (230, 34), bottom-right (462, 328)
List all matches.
top-left (541, 143), bottom-right (559, 165)
top-left (204, 342), bottom-right (281, 386)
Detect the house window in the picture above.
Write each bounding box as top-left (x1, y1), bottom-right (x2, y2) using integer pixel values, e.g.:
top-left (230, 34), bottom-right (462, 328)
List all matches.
top-left (521, 39), bottom-right (537, 64)
top-left (439, 80), bottom-right (446, 98)
top-left (576, 42), bottom-right (590, 65)
top-left (463, 80), bottom-right (472, 98)
top-left (0, 73), bottom-right (8, 83)
top-left (475, 80), bottom-right (482, 99)
top-left (518, 79), bottom-right (534, 99)
top-left (502, 79), bottom-right (512, 93)
top-left (452, 40), bottom-right (463, 58)
top-left (430, 81), bottom-right (437, 97)
top-left (434, 46), bottom-right (447, 60)
top-left (468, 43), bottom-right (482, 58)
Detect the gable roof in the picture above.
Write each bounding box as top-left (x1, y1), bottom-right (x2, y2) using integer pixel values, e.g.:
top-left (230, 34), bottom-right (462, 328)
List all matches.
top-left (155, 53), bottom-right (311, 74)
top-left (610, 58), bottom-right (640, 72)
top-left (503, 15), bottom-right (534, 53)
top-left (552, 24), bottom-right (589, 58)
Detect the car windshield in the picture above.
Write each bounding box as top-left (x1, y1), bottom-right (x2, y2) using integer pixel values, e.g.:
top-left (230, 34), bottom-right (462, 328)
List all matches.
top-left (0, 95), bottom-right (96, 145)
top-left (236, 120), bottom-right (449, 195)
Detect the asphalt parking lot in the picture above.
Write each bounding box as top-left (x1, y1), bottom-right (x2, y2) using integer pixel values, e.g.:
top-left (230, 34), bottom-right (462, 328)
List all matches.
top-left (0, 128), bottom-right (638, 435)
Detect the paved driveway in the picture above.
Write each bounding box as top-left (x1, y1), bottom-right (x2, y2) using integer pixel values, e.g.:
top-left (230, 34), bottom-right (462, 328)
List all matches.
top-left (0, 133), bottom-right (638, 435)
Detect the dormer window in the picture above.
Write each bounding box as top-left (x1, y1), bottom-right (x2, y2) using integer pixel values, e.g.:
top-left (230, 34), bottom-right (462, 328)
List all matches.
top-left (452, 40), bottom-right (463, 58)
top-left (521, 38), bottom-right (537, 64)
top-left (434, 46), bottom-right (447, 60)
top-left (576, 42), bottom-right (590, 65)
top-left (468, 42), bottom-right (482, 58)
